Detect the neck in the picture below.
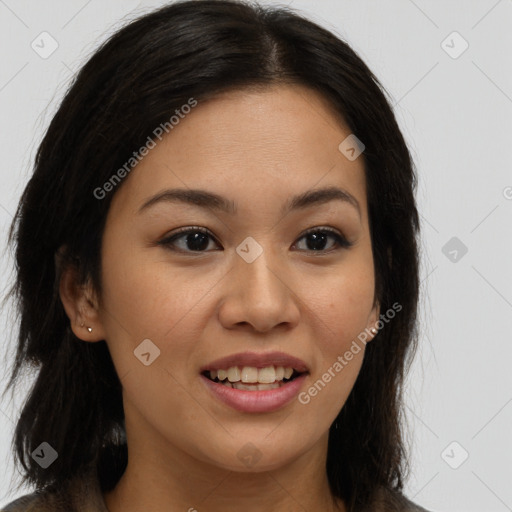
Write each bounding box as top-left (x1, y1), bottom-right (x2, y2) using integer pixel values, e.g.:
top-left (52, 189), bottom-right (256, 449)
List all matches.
top-left (103, 412), bottom-right (346, 512)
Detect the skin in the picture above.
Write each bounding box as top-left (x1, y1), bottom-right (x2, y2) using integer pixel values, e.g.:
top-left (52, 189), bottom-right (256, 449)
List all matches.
top-left (60, 84), bottom-right (380, 512)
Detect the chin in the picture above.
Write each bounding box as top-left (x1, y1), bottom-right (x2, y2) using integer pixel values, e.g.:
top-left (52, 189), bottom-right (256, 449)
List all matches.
top-left (206, 441), bottom-right (304, 473)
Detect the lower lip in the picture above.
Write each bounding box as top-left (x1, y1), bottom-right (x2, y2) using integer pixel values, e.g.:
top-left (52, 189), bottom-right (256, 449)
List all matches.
top-left (200, 373), bottom-right (308, 413)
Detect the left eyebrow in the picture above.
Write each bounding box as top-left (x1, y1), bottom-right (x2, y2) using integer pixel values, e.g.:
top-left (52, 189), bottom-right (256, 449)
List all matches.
top-left (137, 186), bottom-right (361, 219)
top-left (138, 188), bottom-right (236, 215)
top-left (284, 186), bottom-right (361, 219)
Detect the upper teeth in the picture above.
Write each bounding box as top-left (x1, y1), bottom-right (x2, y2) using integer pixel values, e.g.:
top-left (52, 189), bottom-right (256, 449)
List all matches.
top-left (209, 366), bottom-right (294, 384)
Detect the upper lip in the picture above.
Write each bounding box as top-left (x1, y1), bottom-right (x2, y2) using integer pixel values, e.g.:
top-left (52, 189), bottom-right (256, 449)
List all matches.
top-left (200, 351), bottom-right (309, 373)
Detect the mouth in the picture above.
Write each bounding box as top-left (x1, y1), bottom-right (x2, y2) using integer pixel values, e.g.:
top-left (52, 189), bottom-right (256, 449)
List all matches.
top-left (201, 366), bottom-right (307, 391)
top-left (199, 351), bottom-right (310, 411)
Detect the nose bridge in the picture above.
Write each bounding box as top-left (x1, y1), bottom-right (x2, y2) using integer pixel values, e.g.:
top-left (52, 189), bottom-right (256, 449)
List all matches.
top-left (219, 237), bottom-right (299, 332)
top-left (236, 240), bottom-right (286, 307)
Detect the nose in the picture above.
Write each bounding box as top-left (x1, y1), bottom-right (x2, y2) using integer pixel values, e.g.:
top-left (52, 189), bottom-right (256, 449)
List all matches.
top-left (217, 246), bottom-right (300, 333)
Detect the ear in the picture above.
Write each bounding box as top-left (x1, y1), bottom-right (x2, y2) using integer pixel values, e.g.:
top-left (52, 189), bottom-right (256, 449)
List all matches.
top-left (56, 246), bottom-right (107, 342)
top-left (365, 246), bottom-right (391, 342)
top-left (366, 295), bottom-right (380, 342)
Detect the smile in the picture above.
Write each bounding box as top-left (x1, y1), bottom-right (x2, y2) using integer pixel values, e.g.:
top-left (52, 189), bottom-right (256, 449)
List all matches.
top-left (199, 351), bottom-right (310, 412)
top-left (203, 365), bottom-right (304, 390)
top-left (200, 369), bottom-right (308, 413)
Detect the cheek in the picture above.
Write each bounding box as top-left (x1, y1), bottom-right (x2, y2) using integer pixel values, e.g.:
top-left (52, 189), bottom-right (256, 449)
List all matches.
top-left (101, 247), bottom-right (218, 333)
top-left (298, 272), bottom-right (371, 424)
top-left (99, 247), bottom-right (229, 374)
top-left (300, 264), bottom-right (375, 350)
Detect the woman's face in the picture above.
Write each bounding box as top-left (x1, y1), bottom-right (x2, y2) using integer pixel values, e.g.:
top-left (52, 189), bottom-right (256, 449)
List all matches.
top-left (94, 84), bottom-right (379, 471)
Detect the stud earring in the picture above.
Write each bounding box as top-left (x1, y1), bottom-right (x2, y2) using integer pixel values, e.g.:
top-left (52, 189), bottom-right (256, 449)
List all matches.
top-left (370, 327), bottom-right (378, 335)
top-left (87, 327), bottom-right (93, 333)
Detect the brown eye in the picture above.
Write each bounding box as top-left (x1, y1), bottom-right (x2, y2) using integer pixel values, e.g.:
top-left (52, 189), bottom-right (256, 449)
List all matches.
top-left (293, 228), bottom-right (353, 253)
top-left (159, 227), bottom-right (220, 253)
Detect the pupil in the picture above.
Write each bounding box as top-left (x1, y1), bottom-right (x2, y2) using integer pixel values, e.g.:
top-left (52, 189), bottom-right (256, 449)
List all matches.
top-left (187, 232), bottom-right (209, 251)
top-left (307, 232), bottom-right (327, 251)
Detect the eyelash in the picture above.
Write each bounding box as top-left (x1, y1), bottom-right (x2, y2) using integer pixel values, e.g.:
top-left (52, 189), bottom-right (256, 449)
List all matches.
top-left (158, 226), bottom-right (353, 254)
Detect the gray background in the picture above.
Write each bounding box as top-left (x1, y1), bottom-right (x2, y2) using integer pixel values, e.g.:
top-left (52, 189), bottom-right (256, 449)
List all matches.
top-left (0, 1), bottom-right (511, 511)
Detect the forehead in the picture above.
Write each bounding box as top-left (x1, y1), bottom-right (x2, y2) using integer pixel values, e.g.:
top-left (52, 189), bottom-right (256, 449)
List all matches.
top-left (109, 84), bottom-right (368, 220)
